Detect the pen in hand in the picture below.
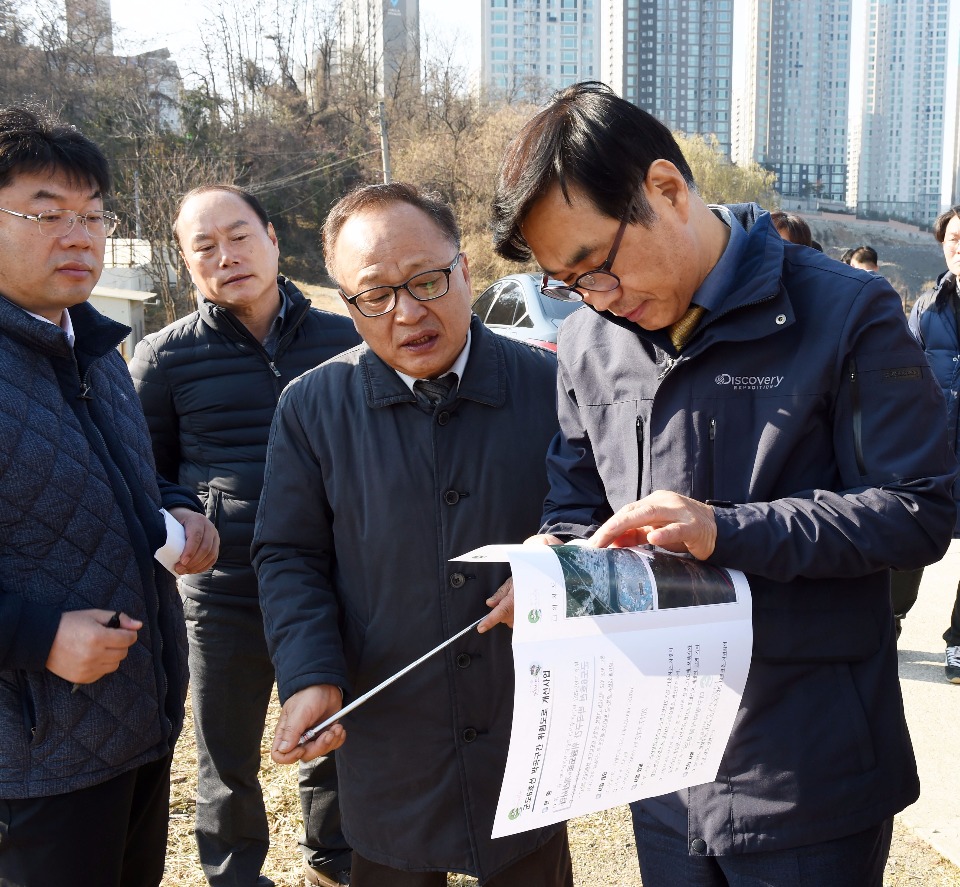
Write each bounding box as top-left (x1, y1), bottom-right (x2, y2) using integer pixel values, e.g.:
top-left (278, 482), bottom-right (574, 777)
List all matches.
top-left (71, 610), bottom-right (123, 694)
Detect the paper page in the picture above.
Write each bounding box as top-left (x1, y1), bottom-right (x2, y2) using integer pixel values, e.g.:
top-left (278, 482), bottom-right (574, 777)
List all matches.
top-left (154, 508), bottom-right (186, 574)
top-left (453, 544), bottom-right (752, 838)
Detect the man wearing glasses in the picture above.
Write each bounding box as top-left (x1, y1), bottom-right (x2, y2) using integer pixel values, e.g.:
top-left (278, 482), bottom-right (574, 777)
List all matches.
top-left (0, 106), bottom-right (217, 886)
top-left (252, 183), bottom-right (573, 886)
top-left (490, 83), bottom-right (956, 886)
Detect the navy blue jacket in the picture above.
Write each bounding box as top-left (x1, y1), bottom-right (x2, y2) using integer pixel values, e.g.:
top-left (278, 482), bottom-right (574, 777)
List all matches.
top-left (543, 205), bottom-right (957, 854)
top-left (130, 278), bottom-right (360, 605)
top-left (0, 296), bottom-right (201, 799)
top-left (253, 318), bottom-right (563, 880)
top-left (908, 271), bottom-right (960, 531)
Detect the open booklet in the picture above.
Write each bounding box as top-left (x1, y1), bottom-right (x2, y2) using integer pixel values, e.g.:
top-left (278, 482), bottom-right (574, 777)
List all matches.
top-left (454, 544), bottom-right (753, 839)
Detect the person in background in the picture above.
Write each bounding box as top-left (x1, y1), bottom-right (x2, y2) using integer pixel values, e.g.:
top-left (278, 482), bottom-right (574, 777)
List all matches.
top-left (130, 185), bottom-right (360, 887)
top-left (770, 210), bottom-right (813, 246)
top-left (253, 183), bottom-right (572, 887)
top-left (490, 81), bottom-right (956, 887)
top-left (908, 204), bottom-right (960, 683)
top-left (850, 246), bottom-right (879, 273)
top-left (0, 104), bottom-right (217, 887)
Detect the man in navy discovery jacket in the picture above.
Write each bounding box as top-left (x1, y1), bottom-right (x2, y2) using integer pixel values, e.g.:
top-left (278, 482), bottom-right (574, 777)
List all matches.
top-left (0, 107), bottom-right (217, 886)
top-left (490, 82), bottom-right (957, 887)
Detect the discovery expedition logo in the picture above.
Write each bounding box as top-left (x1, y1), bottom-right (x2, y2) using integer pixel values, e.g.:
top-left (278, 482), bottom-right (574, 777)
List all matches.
top-left (714, 373), bottom-right (784, 391)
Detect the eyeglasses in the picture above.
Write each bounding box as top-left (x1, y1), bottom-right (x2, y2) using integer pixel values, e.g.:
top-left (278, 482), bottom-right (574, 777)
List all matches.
top-left (0, 207), bottom-right (120, 238)
top-left (540, 204), bottom-right (632, 302)
top-left (341, 253), bottom-right (463, 318)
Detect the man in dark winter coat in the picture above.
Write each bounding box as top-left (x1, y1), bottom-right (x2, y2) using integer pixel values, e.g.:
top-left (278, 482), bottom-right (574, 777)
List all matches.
top-left (908, 204), bottom-right (960, 683)
top-left (252, 183), bottom-right (573, 886)
top-left (0, 106), bottom-right (218, 887)
top-left (130, 185), bottom-right (360, 887)
top-left (491, 82), bottom-right (957, 887)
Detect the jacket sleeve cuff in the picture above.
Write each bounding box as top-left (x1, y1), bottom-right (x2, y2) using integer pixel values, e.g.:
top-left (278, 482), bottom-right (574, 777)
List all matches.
top-left (0, 596), bottom-right (63, 671)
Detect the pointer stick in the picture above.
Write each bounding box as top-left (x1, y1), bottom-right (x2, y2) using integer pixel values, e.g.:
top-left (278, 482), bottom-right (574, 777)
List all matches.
top-left (298, 616), bottom-right (484, 747)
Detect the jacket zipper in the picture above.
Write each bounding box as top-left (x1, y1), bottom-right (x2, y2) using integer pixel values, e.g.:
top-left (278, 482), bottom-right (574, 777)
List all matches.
top-left (17, 671), bottom-right (37, 742)
top-left (636, 416), bottom-right (644, 498)
top-left (74, 356), bottom-right (170, 724)
top-left (708, 417), bottom-right (717, 500)
top-left (848, 357), bottom-right (866, 476)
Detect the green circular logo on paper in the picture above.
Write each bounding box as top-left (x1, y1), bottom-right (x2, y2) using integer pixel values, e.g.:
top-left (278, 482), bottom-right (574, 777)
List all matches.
top-left (508, 808), bottom-right (521, 820)
top-left (527, 609), bottom-right (541, 623)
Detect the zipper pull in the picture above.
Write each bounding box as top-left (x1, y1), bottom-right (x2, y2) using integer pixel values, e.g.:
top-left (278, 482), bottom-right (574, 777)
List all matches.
top-left (709, 417), bottom-right (717, 440)
top-left (268, 361), bottom-right (281, 378)
top-left (657, 358), bottom-right (675, 381)
top-left (78, 382), bottom-right (93, 400)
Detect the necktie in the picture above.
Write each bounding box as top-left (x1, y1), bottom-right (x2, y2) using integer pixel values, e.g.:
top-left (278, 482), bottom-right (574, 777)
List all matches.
top-left (668, 305), bottom-right (706, 352)
top-left (414, 374), bottom-right (457, 406)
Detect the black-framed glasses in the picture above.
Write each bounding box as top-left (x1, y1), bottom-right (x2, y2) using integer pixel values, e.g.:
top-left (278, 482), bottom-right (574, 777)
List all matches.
top-left (0, 207), bottom-right (120, 238)
top-left (341, 253), bottom-right (463, 317)
top-left (540, 205), bottom-right (632, 302)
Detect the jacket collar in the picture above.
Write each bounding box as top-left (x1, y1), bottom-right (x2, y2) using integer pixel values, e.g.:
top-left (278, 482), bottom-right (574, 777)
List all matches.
top-left (933, 271), bottom-right (958, 309)
top-left (359, 314), bottom-right (507, 409)
top-left (198, 275), bottom-right (311, 345)
top-left (595, 205), bottom-right (792, 357)
top-left (0, 294), bottom-right (127, 359)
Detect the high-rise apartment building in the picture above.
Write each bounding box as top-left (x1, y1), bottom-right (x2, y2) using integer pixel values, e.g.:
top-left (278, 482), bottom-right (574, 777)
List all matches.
top-left (733, 0), bottom-right (852, 205)
top-left (481, 0), bottom-right (598, 100)
top-left (850, 0), bottom-right (955, 224)
top-left (602, 0), bottom-right (734, 157)
top-left (340, 0), bottom-right (420, 98)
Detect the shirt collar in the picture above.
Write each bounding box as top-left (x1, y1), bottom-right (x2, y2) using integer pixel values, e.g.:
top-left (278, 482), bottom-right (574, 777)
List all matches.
top-left (261, 286), bottom-right (291, 357)
top-left (25, 306), bottom-right (76, 348)
top-left (395, 326), bottom-right (472, 394)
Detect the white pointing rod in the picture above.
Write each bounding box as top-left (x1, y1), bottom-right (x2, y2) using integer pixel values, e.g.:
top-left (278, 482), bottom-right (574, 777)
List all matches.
top-left (298, 616), bottom-right (484, 747)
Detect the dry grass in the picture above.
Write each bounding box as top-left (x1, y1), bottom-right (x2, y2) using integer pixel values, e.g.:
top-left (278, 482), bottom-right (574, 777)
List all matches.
top-left (163, 690), bottom-right (960, 887)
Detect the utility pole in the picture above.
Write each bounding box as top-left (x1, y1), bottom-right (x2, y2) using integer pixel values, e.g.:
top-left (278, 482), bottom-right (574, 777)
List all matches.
top-left (133, 169), bottom-right (142, 239)
top-left (378, 101), bottom-right (392, 184)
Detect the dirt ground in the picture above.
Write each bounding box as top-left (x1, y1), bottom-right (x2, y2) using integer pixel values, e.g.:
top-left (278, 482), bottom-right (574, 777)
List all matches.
top-left (161, 692), bottom-right (960, 887)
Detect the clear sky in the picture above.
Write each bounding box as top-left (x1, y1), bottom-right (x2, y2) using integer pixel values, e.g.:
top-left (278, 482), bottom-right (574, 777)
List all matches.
top-left (109, 0), bottom-right (480, 82)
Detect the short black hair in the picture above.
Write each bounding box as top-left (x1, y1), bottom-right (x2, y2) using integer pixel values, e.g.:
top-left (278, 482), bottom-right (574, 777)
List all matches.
top-left (0, 104), bottom-right (110, 194)
top-left (840, 247), bottom-right (856, 264)
top-left (322, 182), bottom-right (460, 283)
top-left (769, 211), bottom-right (812, 247)
top-left (492, 81), bottom-right (695, 263)
top-left (933, 206), bottom-right (960, 244)
top-left (174, 184), bottom-right (269, 246)
top-left (850, 245), bottom-right (878, 265)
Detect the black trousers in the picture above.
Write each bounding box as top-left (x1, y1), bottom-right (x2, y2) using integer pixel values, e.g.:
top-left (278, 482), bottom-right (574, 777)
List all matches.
top-left (182, 597), bottom-right (349, 885)
top-left (351, 826), bottom-right (573, 887)
top-left (0, 753), bottom-right (172, 887)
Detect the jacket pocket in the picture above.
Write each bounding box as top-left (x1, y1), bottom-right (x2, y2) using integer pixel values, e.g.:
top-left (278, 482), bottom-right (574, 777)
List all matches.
top-left (202, 486), bottom-right (223, 528)
top-left (14, 671), bottom-right (43, 747)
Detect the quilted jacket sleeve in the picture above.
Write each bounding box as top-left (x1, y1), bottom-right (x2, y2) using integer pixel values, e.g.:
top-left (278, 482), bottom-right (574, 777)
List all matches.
top-left (0, 593), bottom-right (63, 671)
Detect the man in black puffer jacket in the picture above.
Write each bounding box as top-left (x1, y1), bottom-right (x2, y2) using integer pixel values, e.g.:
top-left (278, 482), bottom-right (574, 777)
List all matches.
top-left (130, 185), bottom-right (360, 887)
top-left (0, 106), bottom-right (217, 887)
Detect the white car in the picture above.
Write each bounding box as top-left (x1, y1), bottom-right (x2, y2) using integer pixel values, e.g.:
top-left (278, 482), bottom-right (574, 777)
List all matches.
top-left (472, 273), bottom-right (583, 351)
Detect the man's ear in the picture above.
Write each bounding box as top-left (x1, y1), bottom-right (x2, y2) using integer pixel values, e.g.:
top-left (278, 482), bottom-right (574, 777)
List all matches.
top-left (267, 222), bottom-right (280, 254)
top-left (645, 159), bottom-right (690, 222)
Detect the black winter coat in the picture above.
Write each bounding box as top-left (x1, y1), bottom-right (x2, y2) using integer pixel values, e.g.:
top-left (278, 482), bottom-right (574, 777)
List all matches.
top-left (0, 296), bottom-right (200, 799)
top-left (253, 318), bottom-right (564, 880)
top-left (129, 278), bottom-right (360, 605)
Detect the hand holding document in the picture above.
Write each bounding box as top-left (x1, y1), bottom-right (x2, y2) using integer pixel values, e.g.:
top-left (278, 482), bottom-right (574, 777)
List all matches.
top-left (453, 544), bottom-right (753, 838)
top-left (154, 508), bottom-right (186, 575)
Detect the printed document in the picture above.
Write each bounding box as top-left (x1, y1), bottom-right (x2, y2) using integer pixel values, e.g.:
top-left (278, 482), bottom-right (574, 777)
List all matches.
top-left (454, 544), bottom-right (752, 838)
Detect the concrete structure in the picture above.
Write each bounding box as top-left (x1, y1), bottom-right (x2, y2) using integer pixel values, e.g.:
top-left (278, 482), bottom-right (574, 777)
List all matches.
top-left (850, 0), bottom-right (955, 225)
top-left (481, 0), bottom-right (598, 101)
top-left (340, 0), bottom-right (420, 98)
top-left (602, 0), bottom-right (734, 157)
top-left (733, 0), bottom-right (852, 207)
top-left (89, 286), bottom-right (153, 360)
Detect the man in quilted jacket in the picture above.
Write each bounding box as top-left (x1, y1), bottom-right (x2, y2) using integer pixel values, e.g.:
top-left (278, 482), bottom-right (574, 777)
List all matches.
top-left (0, 105), bottom-right (218, 887)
